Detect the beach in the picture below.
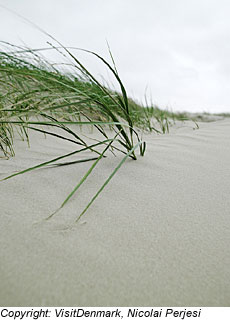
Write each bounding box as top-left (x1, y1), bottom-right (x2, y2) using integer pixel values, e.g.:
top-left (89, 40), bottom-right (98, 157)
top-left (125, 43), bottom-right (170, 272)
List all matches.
top-left (0, 119), bottom-right (229, 306)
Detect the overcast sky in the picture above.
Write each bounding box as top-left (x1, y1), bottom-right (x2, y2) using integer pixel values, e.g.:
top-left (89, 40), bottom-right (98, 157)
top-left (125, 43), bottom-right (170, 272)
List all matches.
top-left (0, 0), bottom-right (230, 113)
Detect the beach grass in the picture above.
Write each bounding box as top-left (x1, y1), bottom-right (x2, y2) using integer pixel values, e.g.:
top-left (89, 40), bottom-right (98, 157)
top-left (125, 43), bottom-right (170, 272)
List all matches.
top-left (0, 41), bottom-right (214, 221)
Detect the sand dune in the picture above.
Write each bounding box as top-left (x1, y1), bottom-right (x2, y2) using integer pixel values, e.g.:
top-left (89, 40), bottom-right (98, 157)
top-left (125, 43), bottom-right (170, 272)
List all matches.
top-left (0, 119), bottom-right (229, 306)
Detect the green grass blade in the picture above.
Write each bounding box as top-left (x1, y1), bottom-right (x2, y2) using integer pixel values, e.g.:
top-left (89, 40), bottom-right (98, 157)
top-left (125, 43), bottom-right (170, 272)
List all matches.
top-left (25, 126), bottom-right (84, 146)
top-left (46, 157), bottom-right (99, 167)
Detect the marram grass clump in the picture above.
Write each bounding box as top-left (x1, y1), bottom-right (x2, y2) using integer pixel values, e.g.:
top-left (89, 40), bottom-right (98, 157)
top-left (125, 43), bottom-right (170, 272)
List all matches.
top-left (0, 42), bottom-right (191, 222)
top-left (0, 42), bottom-right (149, 221)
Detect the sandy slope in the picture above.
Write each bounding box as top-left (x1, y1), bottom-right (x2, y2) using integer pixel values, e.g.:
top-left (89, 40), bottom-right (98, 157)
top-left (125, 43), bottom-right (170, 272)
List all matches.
top-left (0, 119), bottom-right (229, 306)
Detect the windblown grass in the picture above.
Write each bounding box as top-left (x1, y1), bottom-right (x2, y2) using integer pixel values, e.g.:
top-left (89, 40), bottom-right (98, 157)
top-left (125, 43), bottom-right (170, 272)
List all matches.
top-left (0, 41), bottom-right (200, 221)
top-left (0, 42), bottom-right (149, 220)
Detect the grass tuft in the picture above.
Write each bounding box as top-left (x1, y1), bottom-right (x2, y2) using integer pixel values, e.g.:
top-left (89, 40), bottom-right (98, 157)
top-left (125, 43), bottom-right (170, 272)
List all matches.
top-left (0, 41), bottom-right (209, 221)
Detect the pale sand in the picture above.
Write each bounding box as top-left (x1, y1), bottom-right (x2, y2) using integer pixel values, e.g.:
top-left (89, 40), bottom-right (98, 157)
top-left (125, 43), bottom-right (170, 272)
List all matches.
top-left (0, 119), bottom-right (229, 306)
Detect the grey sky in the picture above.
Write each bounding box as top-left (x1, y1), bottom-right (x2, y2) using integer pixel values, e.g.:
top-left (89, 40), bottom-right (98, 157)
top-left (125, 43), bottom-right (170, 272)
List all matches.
top-left (0, 0), bottom-right (230, 113)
